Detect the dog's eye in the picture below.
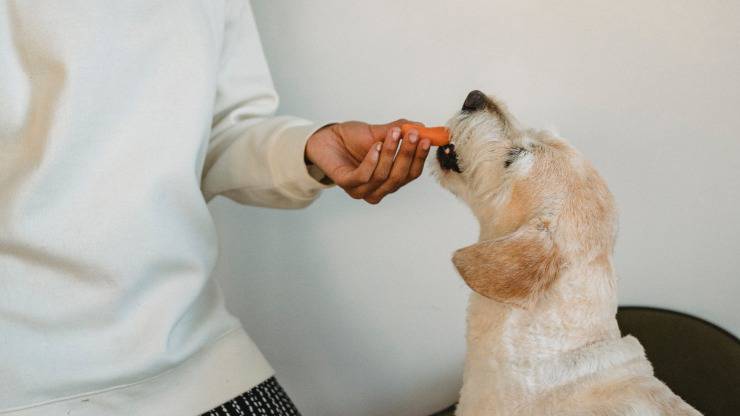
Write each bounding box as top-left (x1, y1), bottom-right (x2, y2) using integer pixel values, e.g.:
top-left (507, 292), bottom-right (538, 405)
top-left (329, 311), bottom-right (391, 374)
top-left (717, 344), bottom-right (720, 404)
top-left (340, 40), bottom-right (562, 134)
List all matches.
top-left (504, 147), bottom-right (525, 168)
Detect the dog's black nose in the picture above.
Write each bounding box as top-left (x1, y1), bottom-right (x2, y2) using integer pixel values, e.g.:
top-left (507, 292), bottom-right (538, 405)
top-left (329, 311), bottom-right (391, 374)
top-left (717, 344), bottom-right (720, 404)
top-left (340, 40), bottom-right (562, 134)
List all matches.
top-left (462, 90), bottom-right (487, 112)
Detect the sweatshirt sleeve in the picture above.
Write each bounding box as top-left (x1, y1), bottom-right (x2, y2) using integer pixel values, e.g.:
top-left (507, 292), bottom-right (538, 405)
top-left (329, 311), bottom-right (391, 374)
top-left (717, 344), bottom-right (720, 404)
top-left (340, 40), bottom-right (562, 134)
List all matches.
top-left (201, 0), bottom-right (333, 208)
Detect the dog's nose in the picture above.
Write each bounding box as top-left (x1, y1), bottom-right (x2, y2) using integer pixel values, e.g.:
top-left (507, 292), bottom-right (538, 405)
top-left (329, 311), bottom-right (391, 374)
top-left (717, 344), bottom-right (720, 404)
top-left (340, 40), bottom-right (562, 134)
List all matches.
top-left (462, 90), bottom-right (487, 112)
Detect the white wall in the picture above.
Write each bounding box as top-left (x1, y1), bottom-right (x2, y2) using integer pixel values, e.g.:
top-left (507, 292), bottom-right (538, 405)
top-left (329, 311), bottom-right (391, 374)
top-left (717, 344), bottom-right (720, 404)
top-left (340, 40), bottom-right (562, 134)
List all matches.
top-left (210, 1), bottom-right (740, 415)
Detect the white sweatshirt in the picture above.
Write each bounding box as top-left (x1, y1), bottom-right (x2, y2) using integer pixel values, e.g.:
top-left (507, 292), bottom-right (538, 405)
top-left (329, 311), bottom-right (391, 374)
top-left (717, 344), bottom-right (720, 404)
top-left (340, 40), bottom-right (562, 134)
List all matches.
top-left (0, 1), bottom-right (332, 415)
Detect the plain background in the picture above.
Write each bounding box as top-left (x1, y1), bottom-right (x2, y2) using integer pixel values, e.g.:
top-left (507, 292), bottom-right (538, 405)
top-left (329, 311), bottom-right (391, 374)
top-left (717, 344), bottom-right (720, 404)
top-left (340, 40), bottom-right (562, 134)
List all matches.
top-left (208, 1), bottom-right (740, 415)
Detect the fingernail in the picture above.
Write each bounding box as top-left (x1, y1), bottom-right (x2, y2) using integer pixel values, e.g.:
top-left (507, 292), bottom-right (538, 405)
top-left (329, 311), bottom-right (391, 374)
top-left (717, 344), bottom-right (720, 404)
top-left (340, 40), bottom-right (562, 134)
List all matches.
top-left (392, 128), bottom-right (400, 141)
top-left (409, 133), bottom-right (418, 144)
top-left (421, 140), bottom-right (430, 150)
top-left (375, 142), bottom-right (382, 152)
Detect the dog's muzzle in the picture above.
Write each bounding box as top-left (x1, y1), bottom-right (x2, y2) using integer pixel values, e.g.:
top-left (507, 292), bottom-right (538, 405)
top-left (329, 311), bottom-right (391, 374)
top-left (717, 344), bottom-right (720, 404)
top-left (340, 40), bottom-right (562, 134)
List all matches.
top-left (437, 143), bottom-right (461, 173)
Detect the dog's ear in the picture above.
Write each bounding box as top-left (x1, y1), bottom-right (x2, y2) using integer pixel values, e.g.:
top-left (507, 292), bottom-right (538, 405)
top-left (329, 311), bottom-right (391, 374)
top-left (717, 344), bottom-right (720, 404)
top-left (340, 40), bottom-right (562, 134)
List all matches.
top-left (452, 226), bottom-right (563, 308)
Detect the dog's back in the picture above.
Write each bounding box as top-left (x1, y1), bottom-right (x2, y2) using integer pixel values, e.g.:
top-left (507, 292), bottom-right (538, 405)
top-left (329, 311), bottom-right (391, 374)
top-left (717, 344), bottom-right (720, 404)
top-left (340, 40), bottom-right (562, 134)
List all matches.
top-left (526, 355), bottom-right (701, 415)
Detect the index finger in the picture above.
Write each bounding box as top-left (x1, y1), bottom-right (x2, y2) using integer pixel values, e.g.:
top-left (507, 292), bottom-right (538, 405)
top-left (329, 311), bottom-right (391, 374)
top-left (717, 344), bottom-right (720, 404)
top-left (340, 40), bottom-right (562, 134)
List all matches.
top-left (369, 119), bottom-right (425, 141)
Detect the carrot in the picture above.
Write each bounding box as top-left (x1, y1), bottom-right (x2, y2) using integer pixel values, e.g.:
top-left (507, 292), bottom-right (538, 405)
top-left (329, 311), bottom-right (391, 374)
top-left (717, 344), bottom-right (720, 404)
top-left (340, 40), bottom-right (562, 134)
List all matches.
top-left (400, 123), bottom-right (450, 147)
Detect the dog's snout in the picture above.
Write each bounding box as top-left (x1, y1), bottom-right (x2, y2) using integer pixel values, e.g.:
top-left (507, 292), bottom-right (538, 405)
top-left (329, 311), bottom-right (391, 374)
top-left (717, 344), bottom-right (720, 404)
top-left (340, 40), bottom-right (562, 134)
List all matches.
top-left (437, 144), bottom-right (461, 173)
top-left (462, 90), bottom-right (487, 112)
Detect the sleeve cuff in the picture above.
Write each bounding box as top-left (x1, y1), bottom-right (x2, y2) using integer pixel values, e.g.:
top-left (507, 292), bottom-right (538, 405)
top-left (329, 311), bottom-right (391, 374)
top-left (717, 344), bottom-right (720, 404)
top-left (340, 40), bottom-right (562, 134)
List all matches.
top-left (270, 122), bottom-right (335, 201)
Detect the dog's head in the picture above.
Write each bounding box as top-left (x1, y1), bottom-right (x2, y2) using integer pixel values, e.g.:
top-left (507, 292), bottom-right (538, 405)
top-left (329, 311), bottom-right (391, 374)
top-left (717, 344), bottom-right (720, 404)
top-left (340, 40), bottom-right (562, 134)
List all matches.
top-left (433, 91), bottom-right (617, 309)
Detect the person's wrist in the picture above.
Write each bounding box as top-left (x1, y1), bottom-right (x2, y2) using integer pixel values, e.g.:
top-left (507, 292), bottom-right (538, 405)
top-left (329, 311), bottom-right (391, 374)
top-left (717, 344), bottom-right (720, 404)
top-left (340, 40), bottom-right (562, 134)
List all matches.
top-left (304, 123), bottom-right (339, 166)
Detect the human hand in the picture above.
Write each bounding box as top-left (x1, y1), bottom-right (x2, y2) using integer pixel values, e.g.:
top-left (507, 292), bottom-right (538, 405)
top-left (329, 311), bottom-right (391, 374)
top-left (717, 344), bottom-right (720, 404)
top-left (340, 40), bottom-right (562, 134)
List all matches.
top-left (305, 120), bottom-right (431, 204)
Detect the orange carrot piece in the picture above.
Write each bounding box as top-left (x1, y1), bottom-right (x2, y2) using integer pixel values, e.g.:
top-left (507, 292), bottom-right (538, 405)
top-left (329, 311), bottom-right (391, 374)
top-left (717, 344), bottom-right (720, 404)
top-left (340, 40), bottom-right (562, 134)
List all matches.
top-left (400, 123), bottom-right (450, 146)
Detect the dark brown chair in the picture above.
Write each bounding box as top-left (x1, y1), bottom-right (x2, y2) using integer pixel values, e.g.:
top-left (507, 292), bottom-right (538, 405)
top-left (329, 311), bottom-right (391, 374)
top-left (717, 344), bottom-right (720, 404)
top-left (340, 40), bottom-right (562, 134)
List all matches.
top-left (429, 306), bottom-right (740, 416)
top-left (616, 306), bottom-right (740, 415)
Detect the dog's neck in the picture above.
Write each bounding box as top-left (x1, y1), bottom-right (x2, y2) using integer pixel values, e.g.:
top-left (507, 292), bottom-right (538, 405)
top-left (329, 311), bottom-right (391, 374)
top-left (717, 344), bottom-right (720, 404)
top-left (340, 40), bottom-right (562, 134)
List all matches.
top-left (460, 259), bottom-right (623, 406)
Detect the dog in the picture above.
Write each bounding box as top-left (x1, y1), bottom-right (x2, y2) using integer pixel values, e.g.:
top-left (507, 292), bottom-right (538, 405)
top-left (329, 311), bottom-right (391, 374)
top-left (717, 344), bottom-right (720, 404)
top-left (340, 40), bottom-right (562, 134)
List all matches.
top-left (432, 91), bottom-right (701, 415)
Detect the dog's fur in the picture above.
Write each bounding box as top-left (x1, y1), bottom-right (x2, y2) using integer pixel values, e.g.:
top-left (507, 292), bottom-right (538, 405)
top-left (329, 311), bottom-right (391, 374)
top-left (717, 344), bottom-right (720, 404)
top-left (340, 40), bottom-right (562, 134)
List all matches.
top-left (432, 92), bottom-right (701, 415)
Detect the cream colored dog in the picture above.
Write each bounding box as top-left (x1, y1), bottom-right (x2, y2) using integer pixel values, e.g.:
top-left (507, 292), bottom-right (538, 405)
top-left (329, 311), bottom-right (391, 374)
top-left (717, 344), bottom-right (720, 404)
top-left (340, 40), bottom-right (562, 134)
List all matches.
top-left (433, 91), bottom-right (701, 416)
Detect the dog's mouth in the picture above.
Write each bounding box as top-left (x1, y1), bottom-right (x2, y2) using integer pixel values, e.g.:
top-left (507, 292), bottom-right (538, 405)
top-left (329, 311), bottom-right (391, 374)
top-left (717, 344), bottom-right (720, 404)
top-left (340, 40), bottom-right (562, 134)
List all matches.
top-left (437, 143), bottom-right (461, 173)
top-left (435, 89), bottom-right (488, 174)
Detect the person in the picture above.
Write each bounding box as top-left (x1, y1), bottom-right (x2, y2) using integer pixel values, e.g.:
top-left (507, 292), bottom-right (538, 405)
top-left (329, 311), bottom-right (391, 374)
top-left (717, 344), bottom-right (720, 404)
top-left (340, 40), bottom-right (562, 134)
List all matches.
top-left (0, 2), bottom-right (431, 416)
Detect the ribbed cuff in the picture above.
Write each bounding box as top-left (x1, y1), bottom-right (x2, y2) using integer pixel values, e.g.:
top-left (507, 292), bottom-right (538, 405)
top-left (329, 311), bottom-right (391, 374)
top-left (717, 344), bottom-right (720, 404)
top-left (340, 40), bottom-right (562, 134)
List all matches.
top-left (271, 122), bottom-right (335, 201)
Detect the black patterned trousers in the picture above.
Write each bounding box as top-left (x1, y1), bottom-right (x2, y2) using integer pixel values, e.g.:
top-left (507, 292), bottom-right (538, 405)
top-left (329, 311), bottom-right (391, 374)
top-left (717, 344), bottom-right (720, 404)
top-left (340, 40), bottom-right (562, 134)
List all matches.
top-left (200, 377), bottom-right (301, 416)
